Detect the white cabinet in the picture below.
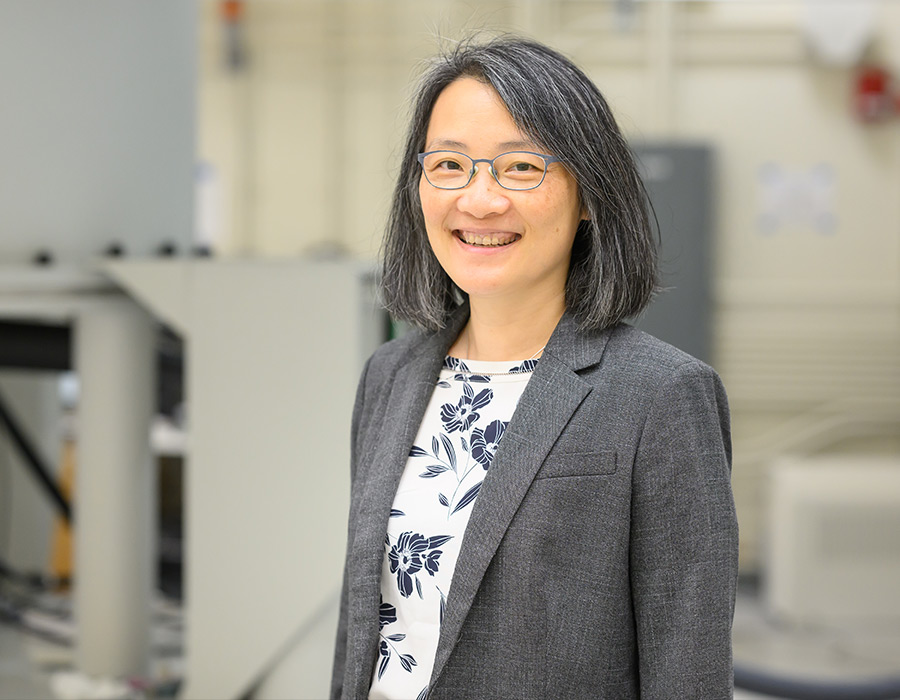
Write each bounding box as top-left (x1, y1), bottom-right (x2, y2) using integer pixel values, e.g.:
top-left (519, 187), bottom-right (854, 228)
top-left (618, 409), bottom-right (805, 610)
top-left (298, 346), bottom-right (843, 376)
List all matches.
top-left (108, 259), bottom-right (384, 699)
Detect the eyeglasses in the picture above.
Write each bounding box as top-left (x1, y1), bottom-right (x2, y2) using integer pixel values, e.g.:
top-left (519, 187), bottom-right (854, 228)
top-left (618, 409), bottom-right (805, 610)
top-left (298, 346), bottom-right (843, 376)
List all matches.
top-left (417, 150), bottom-right (563, 191)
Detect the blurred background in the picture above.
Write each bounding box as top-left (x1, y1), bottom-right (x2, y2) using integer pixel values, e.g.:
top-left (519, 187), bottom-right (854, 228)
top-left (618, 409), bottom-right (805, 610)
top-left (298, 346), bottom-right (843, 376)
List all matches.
top-left (0, 1), bottom-right (898, 699)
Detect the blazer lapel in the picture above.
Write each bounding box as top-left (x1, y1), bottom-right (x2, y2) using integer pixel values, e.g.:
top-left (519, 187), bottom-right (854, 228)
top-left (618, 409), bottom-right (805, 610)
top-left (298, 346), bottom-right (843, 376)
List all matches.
top-left (344, 308), bottom-right (469, 698)
top-left (429, 313), bottom-right (612, 685)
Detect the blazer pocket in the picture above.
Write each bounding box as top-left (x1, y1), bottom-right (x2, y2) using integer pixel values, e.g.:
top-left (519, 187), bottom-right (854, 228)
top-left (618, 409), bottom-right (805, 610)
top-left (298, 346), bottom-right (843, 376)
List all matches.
top-left (534, 450), bottom-right (618, 479)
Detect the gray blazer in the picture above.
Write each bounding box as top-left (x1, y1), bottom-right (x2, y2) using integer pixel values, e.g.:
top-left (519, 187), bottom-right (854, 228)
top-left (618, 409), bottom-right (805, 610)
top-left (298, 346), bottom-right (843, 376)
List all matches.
top-left (331, 307), bottom-right (738, 699)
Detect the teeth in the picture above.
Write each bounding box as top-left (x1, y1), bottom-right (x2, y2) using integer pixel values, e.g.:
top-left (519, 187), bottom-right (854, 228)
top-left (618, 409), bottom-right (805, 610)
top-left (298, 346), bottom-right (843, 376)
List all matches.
top-left (460, 231), bottom-right (517, 247)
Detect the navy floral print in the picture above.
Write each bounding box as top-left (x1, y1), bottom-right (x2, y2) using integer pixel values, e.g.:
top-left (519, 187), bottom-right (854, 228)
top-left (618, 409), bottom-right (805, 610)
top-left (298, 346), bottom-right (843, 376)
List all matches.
top-left (387, 532), bottom-right (451, 598)
top-left (379, 596), bottom-right (397, 628)
top-left (471, 419), bottom-right (507, 469)
top-left (439, 383), bottom-right (492, 433)
top-left (369, 355), bottom-right (536, 700)
top-left (377, 595), bottom-right (418, 681)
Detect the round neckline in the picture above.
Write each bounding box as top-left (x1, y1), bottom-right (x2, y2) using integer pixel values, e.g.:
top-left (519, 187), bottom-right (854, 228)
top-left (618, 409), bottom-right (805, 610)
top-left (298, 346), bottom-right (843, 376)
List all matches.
top-left (444, 355), bottom-right (536, 368)
top-left (441, 355), bottom-right (539, 381)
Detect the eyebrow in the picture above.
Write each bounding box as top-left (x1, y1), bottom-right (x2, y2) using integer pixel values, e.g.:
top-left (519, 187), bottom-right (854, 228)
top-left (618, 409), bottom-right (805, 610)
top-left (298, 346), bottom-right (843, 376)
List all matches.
top-left (425, 138), bottom-right (538, 152)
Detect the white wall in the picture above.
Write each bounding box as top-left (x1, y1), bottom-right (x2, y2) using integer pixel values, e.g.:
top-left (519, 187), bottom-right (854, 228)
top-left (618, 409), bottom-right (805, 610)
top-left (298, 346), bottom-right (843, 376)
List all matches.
top-left (197, 0), bottom-right (900, 570)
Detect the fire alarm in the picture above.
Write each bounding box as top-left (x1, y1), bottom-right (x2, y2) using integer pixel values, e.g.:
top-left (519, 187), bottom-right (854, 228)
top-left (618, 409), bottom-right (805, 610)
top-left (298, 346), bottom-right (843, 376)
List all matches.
top-left (854, 65), bottom-right (897, 123)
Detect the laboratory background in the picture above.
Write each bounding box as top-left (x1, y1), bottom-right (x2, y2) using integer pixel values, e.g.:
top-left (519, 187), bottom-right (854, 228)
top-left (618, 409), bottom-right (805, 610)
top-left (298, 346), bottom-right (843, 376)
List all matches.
top-left (0, 1), bottom-right (898, 699)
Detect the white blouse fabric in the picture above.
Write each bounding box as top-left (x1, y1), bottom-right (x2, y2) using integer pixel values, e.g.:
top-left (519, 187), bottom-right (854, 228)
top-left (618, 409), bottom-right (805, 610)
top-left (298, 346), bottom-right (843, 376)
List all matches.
top-left (368, 355), bottom-right (537, 700)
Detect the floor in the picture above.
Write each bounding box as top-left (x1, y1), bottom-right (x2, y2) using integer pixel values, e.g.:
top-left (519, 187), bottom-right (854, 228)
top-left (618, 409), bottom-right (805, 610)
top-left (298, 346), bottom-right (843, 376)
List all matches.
top-left (731, 585), bottom-right (900, 700)
top-left (2, 584), bottom-right (899, 700)
top-left (0, 626), bottom-right (55, 700)
top-left (0, 588), bottom-right (183, 700)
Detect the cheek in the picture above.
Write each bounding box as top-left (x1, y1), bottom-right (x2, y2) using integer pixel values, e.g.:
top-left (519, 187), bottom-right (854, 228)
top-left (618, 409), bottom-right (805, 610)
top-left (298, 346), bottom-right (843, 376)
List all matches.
top-left (419, 186), bottom-right (456, 241)
top-left (534, 188), bottom-right (581, 237)
top-left (418, 184), bottom-right (443, 253)
top-left (559, 188), bottom-right (584, 235)
top-left (419, 177), bottom-right (439, 215)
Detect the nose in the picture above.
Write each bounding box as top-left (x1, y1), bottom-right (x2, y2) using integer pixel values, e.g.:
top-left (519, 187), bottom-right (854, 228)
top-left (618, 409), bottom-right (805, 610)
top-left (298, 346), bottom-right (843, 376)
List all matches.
top-left (455, 165), bottom-right (511, 218)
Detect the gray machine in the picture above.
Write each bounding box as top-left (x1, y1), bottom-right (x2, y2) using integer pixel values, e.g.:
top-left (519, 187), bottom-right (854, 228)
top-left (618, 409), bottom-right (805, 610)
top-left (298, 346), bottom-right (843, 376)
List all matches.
top-left (0, 1), bottom-right (195, 263)
top-left (631, 144), bottom-right (714, 366)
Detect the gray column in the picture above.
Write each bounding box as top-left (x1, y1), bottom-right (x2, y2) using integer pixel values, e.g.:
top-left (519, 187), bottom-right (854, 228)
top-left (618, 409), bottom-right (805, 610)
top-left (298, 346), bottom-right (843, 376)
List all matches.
top-left (74, 297), bottom-right (156, 677)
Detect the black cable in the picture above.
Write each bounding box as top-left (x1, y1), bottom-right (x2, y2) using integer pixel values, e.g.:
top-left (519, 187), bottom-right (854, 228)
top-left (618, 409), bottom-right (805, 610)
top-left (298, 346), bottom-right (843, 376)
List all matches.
top-left (0, 389), bottom-right (71, 523)
top-left (735, 661), bottom-right (900, 700)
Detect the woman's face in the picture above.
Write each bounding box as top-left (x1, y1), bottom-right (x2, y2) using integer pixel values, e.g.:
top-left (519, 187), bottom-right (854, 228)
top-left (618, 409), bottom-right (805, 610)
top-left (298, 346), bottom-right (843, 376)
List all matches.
top-left (418, 77), bottom-right (583, 308)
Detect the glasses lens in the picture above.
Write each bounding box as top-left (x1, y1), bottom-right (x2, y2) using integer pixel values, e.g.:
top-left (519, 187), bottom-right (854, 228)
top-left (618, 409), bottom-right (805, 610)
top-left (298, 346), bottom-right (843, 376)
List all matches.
top-left (421, 152), bottom-right (473, 189)
top-left (493, 152), bottom-right (548, 190)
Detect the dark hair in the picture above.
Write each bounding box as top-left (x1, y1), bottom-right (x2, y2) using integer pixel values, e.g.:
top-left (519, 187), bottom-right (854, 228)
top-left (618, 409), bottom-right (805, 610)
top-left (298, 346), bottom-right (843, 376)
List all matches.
top-left (380, 36), bottom-right (658, 331)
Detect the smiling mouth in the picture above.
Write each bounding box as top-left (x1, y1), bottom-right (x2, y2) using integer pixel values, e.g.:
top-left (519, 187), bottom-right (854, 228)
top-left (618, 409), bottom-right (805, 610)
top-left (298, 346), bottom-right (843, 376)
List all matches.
top-left (455, 230), bottom-right (521, 247)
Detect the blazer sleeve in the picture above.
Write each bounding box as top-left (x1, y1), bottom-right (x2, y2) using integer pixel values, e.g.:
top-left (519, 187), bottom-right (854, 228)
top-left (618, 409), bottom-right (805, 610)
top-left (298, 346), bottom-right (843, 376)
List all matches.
top-left (629, 360), bottom-right (739, 699)
top-left (330, 356), bottom-right (372, 700)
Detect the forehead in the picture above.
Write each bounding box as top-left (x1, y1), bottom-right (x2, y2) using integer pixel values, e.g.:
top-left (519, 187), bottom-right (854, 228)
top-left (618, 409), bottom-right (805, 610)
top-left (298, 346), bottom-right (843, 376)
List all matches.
top-left (424, 77), bottom-right (534, 151)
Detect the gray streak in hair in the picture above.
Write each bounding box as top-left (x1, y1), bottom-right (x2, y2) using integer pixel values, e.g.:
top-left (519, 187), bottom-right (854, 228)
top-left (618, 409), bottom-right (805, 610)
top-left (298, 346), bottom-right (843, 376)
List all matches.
top-left (380, 35), bottom-right (658, 331)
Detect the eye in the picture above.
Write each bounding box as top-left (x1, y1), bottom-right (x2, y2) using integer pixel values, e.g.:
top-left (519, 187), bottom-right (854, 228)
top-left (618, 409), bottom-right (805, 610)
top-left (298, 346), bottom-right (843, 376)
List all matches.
top-left (423, 152), bottom-right (470, 173)
top-left (508, 161), bottom-right (539, 173)
top-left (497, 154), bottom-right (546, 180)
top-left (436, 158), bottom-right (464, 171)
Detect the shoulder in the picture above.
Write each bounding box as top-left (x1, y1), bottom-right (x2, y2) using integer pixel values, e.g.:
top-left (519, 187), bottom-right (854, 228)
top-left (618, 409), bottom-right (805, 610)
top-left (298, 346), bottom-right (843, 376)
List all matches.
top-left (605, 323), bottom-right (704, 370)
top-left (356, 325), bottom-right (441, 403)
top-left (350, 327), bottom-right (439, 462)
top-left (574, 324), bottom-right (727, 419)
top-left (605, 325), bottom-right (731, 442)
top-left (365, 327), bottom-right (432, 377)
top-left (603, 323), bottom-right (720, 384)
top-left (590, 326), bottom-right (732, 476)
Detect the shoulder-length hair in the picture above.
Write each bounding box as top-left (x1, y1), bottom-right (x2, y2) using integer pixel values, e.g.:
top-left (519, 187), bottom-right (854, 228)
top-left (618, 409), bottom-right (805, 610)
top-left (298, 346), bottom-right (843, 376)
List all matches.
top-left (380, 35), bottom-right (658, 332)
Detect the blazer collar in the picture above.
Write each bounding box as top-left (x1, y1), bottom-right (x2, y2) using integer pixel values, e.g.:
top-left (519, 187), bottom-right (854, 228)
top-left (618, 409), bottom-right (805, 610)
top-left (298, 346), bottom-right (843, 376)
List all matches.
top-left (543, 307), bottom-right (612, 372)
top-left (417, 303), bottom-right (611, 371)
top-left (411, 302), bottom-right (471, 366)
top-left (414, 302), bottom-right (610, 378)
top-left (429, 309), bottom-right (614, 686)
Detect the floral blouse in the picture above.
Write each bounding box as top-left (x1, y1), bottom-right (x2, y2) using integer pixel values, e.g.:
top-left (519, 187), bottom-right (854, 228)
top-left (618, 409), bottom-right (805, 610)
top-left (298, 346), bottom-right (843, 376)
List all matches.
top-left (368, 355), bottom-right (537, 700)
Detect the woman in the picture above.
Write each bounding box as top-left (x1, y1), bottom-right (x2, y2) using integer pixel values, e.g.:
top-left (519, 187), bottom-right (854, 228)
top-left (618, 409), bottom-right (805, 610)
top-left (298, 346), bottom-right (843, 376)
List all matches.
top-left (331, 37), bottom-right (738, 700)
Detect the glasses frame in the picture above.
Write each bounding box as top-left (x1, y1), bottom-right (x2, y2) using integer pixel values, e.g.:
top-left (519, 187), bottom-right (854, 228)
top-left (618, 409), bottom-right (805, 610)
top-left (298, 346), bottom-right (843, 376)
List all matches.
top-left (417, 150), bottom-right (563, 191)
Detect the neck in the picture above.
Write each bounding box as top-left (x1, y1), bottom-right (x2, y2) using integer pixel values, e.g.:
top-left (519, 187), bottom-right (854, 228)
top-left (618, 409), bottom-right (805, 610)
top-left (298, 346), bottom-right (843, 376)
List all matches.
top-left (450, 293), bottom-right (566, 361)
